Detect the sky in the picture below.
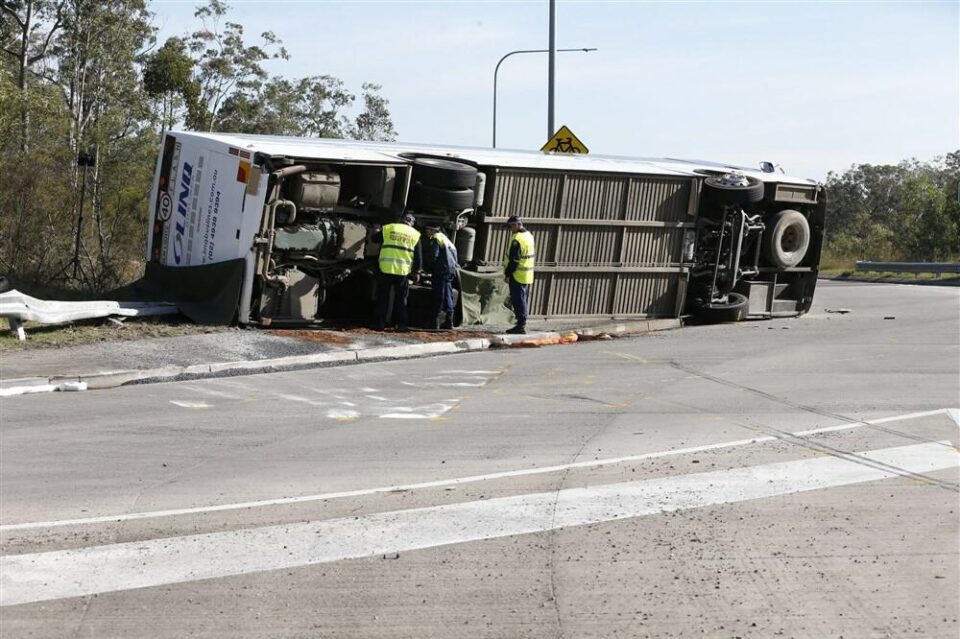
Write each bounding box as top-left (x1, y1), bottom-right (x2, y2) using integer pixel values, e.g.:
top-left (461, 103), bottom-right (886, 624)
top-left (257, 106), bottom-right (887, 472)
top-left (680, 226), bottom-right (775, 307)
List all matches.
top-left (150, 0), bottom-right (959, 180)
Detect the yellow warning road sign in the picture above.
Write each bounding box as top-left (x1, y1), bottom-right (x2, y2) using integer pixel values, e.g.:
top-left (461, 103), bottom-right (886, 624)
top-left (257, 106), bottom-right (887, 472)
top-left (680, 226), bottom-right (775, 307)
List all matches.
top-left (541, 125), bottom-right (588, 154)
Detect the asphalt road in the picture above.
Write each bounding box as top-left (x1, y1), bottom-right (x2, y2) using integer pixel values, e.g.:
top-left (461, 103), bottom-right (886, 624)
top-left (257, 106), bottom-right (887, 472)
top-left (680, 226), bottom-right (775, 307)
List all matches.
top-left (1, 280), bottom-right (958, 638)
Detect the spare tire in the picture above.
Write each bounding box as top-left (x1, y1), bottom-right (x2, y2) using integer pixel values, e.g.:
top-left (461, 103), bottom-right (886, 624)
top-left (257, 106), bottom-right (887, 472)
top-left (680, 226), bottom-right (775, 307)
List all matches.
top-left (701, 173), bottom-right (765, 209)
top-left (411, 158), bottom-right (478, 189)
top-left (691, 292), bottom-right (748, 324)
top-left (764, 209), bottom-right (810, 268)
top-left (410, 183), bottom-right (475, 210)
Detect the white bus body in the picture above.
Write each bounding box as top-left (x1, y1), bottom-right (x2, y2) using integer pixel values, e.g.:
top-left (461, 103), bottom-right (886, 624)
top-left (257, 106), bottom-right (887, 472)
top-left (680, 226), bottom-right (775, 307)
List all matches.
top-left (146, 132), bottom-right (825, 326)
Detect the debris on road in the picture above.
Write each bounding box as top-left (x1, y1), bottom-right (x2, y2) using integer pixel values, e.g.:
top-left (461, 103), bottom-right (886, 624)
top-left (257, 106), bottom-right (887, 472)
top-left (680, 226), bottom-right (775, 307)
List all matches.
top-left (0, 289), bottom-right (178, 342)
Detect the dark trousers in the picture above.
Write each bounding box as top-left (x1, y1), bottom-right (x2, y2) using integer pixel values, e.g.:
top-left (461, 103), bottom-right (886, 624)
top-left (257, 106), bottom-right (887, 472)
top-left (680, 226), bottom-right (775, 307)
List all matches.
top-left (375, 272), bottom-right (410, 328)
top-left (432, 273), bottom-right (455, 316)
top-left (508, 278), bottom-right (529, 325)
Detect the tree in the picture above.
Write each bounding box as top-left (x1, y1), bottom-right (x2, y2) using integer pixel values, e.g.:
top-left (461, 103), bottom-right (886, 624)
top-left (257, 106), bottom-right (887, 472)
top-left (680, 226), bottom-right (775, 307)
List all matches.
top-left (215, 75), bottom-right (355, 137)
top-left (50, 0), bottom-right (156, 288)
top-left (824, 152), bottom-right (960, 263)
top-left (174, 2), bottom-right (395, 142)
top-left (0, 0), bottom-right (400, 295)
top-left (350, 82), bottom-right (395, 142)
top-left (0, 0), bottom-right (68, 150)
top-left (186, 0), bottom-right (287, 131)
top-left (143, 37), bottom-right (199, 132)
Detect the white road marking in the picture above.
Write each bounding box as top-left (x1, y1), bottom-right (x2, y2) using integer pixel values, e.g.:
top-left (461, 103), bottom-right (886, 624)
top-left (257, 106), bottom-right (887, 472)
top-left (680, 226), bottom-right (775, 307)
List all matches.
top-left (431, 382), bottom-right (487, 387)
top-left (168, 401), bottom-right (212, 409)
top-left (439, 370), bottom-right (501, 375)
top-left (1, 442), bottom-right (955, 608)
top-left (273, 393), bottom-right (326, 407)
top-left (1, 408), bottom-right (954, 532)
top-left (947, 409), bottom-right (960, 429)
top-left (380, 402), bottom-right (456, 419)
top-left (169, 370), bottom-right (497, 419)
top-left (793, 408), bottom-right (957, 435)
top-left (325, 409), bottom-right (359, 420)
top-left (182, 386), bottom-right (241, 400)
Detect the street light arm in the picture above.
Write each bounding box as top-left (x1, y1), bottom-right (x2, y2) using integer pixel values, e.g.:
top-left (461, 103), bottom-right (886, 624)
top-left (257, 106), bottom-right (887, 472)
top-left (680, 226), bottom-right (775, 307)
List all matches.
top-left (495, 47), bottom-right (597, 81)
top-left (492, 47), bottom-right (597, 148)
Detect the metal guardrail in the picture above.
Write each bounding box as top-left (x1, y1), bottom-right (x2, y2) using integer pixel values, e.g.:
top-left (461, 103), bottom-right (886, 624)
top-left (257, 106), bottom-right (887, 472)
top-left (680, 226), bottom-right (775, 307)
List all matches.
top-left (855, 261), bottom-right (960, 274)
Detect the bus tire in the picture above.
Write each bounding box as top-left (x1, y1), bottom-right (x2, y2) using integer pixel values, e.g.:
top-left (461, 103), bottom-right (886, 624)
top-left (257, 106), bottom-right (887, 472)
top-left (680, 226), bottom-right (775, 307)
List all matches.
top-left (764, 209), bottom-right (810, 268)
top-left (702, 174), bottom-right (765, 209)
top-left (411, 183), bottom-right (475, 210)
top-left (691, 292), bottom-right (748, 323)
top-left (411, 158), bottom-right (478, 189)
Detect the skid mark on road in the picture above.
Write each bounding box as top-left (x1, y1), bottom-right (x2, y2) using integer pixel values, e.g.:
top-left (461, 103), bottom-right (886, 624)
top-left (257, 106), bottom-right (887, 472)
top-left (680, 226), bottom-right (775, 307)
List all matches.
top-left (2, 441), bottom-right (956, 607)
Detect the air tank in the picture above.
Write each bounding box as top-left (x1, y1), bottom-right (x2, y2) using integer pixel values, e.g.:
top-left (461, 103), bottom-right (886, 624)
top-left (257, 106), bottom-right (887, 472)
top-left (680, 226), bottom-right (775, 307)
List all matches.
top-left (455, 226), bottom-right (476, 264)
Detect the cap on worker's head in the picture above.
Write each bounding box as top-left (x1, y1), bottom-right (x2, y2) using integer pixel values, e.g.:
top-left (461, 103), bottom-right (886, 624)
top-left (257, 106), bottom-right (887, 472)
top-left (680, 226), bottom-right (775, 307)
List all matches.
top-left (507, 215), bottom-right (522, 225)
top-left (402, 213), bottom-right (416, 225)
top-left (424, 223), bottom-right (440, 231)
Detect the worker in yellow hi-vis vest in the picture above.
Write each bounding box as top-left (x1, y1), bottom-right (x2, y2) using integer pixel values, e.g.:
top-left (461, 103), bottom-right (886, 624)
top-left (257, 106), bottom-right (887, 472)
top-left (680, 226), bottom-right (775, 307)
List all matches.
top-left (502, 215), bottom-right (535, 334)
top-left (374, 213), bottom-right (421, 331)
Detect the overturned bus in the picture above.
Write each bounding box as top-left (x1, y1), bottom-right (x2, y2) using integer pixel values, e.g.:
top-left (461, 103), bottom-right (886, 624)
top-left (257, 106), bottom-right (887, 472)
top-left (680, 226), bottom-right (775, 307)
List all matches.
top-left (145, 132), bottom-right (825, 327)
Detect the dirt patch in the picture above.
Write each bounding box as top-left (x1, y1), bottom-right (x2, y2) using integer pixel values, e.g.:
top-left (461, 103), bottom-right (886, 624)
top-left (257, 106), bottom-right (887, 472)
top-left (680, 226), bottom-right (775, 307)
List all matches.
top-left (267, 326), bottom-right (495, 346)
top-left (267, 329), bottom-right (353, 345)
top-left (0, 317), bottom-right (222, 352)
top-left (345, 327), bottom-right (495, 342)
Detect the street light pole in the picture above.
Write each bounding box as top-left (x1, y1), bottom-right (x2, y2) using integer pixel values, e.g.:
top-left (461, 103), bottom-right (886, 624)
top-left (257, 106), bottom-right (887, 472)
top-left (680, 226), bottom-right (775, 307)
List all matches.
top-left (492, 47), bottom-right (596, 148)
top-left (548, 0), bottom-right (556, 141)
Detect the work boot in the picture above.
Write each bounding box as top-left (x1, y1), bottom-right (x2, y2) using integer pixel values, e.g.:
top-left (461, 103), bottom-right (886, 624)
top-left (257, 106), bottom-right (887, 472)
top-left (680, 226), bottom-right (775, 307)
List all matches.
top-left (441, 314), bottom-right (453, 330)
top-left (505, 324), bottom-right (526, 335)
top-left (433, 312), bottom-right (446, 330)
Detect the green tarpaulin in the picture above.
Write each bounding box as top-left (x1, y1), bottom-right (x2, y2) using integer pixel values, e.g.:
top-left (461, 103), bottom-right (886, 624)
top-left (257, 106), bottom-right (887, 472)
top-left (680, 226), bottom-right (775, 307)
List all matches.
top-left (458, 269), bottom-right (515, 326)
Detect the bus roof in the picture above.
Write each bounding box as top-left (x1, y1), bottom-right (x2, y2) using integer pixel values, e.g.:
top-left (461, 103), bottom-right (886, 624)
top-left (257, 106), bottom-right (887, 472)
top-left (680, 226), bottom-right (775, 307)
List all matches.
top-left (172, 131), bottom-right (819, 186)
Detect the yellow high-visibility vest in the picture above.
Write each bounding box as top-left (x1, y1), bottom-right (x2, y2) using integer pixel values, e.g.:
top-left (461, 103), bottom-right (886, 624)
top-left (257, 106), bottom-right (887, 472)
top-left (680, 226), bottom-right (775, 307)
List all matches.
top-left (379, 223), bottom-right (421, 276)
top-left (503, 230), bottom-right (535, 284)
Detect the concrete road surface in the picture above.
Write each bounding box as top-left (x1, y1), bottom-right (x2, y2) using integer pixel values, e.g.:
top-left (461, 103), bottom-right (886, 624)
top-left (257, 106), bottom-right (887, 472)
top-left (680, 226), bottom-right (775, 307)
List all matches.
top-left (2, 281), bottom-right (958, 638)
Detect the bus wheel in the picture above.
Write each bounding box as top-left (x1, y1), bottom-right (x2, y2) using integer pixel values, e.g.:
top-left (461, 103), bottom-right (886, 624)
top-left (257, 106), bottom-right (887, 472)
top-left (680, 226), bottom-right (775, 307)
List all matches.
top-left (702, 173), bottom-right (765, 209)
top-left (691, 292), bottom-right (748, 323)
top-left (764, 209), bottom-right (810, 268)
top-left (411, 158), bottom-right (478, 189)
top-left (410, 183), bottom-right (476, 210)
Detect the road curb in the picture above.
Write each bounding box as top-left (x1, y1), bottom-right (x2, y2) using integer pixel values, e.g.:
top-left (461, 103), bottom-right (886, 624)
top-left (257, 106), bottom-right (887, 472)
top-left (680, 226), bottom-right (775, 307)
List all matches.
top-left (1, 339), bottom-right (493, 396)
top-left (0, 319), bottom-right (680, 396)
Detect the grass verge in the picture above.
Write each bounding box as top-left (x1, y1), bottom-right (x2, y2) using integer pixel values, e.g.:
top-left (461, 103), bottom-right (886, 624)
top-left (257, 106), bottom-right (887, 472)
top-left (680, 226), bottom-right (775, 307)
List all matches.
top-left (820, 269), bottom-right (960, 285)
top-left (0, 316), bottom-right (224, 352)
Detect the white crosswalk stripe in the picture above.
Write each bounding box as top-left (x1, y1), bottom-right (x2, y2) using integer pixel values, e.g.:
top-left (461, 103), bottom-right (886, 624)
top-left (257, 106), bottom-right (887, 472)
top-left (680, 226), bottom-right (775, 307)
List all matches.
top-left (2, 441), bottom-right (955, 607)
